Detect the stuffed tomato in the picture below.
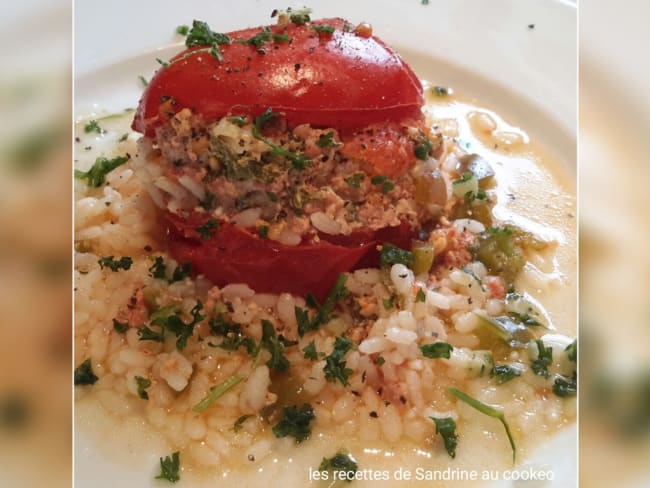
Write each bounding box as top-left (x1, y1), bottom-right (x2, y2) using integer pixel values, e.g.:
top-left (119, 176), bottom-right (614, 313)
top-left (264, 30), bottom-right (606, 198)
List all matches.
top-left (132, 15), bottom-right (447, 299)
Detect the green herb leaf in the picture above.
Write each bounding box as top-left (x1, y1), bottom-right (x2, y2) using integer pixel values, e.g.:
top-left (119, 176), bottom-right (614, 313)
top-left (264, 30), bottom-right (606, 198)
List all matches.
top-left (414, 138), bottom-right (433, 160)
top-left (74, 359), bottom-right (98, 385)
top-left (316, 131), bottom-right (340, 148)
top-left (416, 288), bottom-right (426, 302)
top-left (565, 340), bottom-right (577, 362)
top-left (97, 256), bottom-right (132, 272)
top-left (261, 320), bottom-right (290, 372)
top-left (553, 372), bottom-right (577, 397)
top-left (288, 8), bottom-right (312, 25)
top-left (195, 219), bottom-right (220, 240)
top-left (345, 173), bottom-right (365, 188)
top-left (156, 58), bottom-right (170, 67)
top-left (148, 256), bottom-right (167, 279)
top-left (112, 318), bottom-right (129, 334)
top-left (259, 225), bottom-right (269, 239)
top-left (239, 27), bottom-right (289, 47)
top-left (296, 274), bottom-right (349, 336)
top-left (135, 376), bottom-right (151, 400)
top-left (155, 451), bottom-right (180, 483)
top-left (379, 243), bottom-right (414, 268)
top-left (138, 325), bottom-right (165, 343)
top-left (151, 301), bottom-right (204, 351)
top-left (272, 403), bottom-right (315, 443)
top-left (84, 120), bottom-right (104, 134)
top-left (433, 85), bottom-right (451, 96)
top-left (490, 364), bottom-right (522, 384)
top-left (185, 20), bottom-right (231, 47)
top-left (252, 109), bottom-right (311, 170)
top-left (324, 337), bottom-right (354, 386)
top-left (138, 75), bottom-right (149, 86)
top-left (319, 450), bottom-right (358, 479)
top-left (420, 342), bottom-right (453, 359)
top-left (171, 262), bottom-right (192, 282)
top-left (234, 414), bottom-right (253, 432)
top-left (370, 175), bottom-right (394, 194)
top-left (303, 341), bottom-right (318, 361)
top-left (448, 387), bottom-right (517, 462)
top-left (376, 356), bottom-right (386, 366)
top-left (74, 155), bottom-right (129, 187)
top-left (383, 296), bottom-right (395, 310)
top-left (228, 115), bottom-right (248, 126)
top-left (119, 133), bottom-right (129, 142)
top-left (193, 374), bottom-right (245, 412)
top-left (430, 417), bottom-right (458, 458)
top-left (531, 340), bottom-right (553, 378)
top-left (312, 25), bottom-right (335, 35)
top-left (176, 25), bottom-right (189, 36)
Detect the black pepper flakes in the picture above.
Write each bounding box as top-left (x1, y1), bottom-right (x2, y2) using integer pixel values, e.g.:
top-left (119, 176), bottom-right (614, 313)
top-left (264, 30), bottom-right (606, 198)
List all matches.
top-left (369, 411), bottom-right (378, 418)
top-left (294, 63), bottom-right (301, 71)
top-left (528, 24), bottom-right (535, 29)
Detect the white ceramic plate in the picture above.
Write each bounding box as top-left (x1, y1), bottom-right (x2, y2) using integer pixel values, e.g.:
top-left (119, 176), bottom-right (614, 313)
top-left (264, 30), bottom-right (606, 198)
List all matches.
top-left (74, 0), bottom-right (576, 486)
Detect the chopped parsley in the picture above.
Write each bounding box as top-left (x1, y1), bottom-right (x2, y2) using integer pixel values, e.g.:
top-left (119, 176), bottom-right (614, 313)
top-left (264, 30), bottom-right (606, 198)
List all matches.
top-left (258, 225), bottom-right (269, 239)
top-left (416, 288), bottom-right (426, 303)
top-left (83, 120), bottom-right (104, 134)
top-left (272, 404), bottom-right (315, 443)
top-left (566, 340), bottom-right (577, 362)
top-left (176, 25), bottom-right (189, 36)
top-left (135, 376), bottom-right (151, 400)
top-left (261, 320), bottom-right (290, 372)
top-left (430, 417), bottom-right (458, 458)
top-left (138, 75), bottom-right (149, 86)
top-left (112, 318), bottom-right (129, 334)
top-left (252, 109), bottom-right (311, 170)
top-left (316, 131), bottom-right (340, 148)
top-left (379, 243), bottom-right (414, 268)
top-left (74, 359), bottom-right (98, 385)
top-left (487, 225), bottom-right (515, 237)
top-left (553, 372), bottom-right (577, 397)
top-left (319, 450), bottom-right (358, 480)
top-left (234, 414), bottom-right (253, 432)
top-left (97, 256), bottom-right (133, 272)
top-left (383, 296), bottom-right (395, 310)
top-left (193, 374), bottom-right (245, 412)
top-left (239, 27), bottom-right (290, 47)
top-left (295, 274), bottom-right (349, 336)
top-left (530, 340), bottom-right (553, 378)
top-left (74, 155), bottom-right (129, 187)
top-left (312, 25), bottom-right (335, 35)
top-left (210, 314), bottom-right (256, 354)
top-left (414, 138), bottom-right (433, 160)
top-left (195, 219), bottom-right (220, 240)
top-left (323, 337), bottom-right (354, 386)
top-left (171, 262), bottom-right (192, 282)
top-left (432, 85), bottom-right (451, 97)
top-left (156, 58), bottom-right (170, 67)
top-left (420, 342), bottom-right (453, 359)
top-left (155, 451), bottom-right (180, 483)
top-left (448, 387), bottom-right (516, 461)
top-left (490, 364), bottom-right (522, 384)
top-left (287, 7), bottom-right (312, 25)
top-left (345, 173), bottom-right (365, 188)
top-left (150, 301), bottom-right (204, 350)
top-left (508, 311), bottom-right (542, 327)
top-left (376, 356), bottom-right (386, 366)
top-left (228, 115), bottom-right (248, 126)
top-left (185, 20), bottom-right (231, 48)
top-left (370, 175), bottom-right (394, 194)
top-left (302, 341), bottom-right (318, 361)
top-left (138, 325), bottom-right (165, 342)
top-left (118, 133), bottom-right (129, 142)
top-left (148, 256), bottom-right (193, 283)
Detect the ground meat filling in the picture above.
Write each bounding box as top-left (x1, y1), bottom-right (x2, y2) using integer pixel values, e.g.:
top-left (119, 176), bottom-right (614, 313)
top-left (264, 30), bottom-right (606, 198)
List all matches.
top-left (137, 108), bottom-right (447, 244)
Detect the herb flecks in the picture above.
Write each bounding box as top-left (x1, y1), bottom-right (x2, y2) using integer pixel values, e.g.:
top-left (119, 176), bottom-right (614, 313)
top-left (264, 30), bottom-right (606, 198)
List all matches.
top-left (155, 451), bottom-right (180, 483)
top-left (324, 337), bottom-right (354, 386)
top-left (420, 342), bottom-right (453, 359)
top-left (74, 359), bottom-right (98, 385)
top-left (319, 450), bottom-right (358, 479)
top-left (272, 404), bottom-right (315, 443)
top-left (252, 109), bottom-right (311, 170)
top-left (430, 417), bottom-right (458, 458)
top-left (195, 219), bottom-right (220, 240)
top-left (98, 256), bottom-right (133, 272)
top-left (295, 274), bottom-right (349, 336)
top-left (74, 155), bottom-right (129, 187)
top-left (135, 376), bottom-right (152, 400)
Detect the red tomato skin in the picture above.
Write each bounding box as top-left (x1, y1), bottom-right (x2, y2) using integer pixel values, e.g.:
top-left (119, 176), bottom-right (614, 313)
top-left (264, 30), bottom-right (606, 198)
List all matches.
top-left (132, 18), bottom-right (423, 136)
top-left (164, 212), bottom-right (414, 300)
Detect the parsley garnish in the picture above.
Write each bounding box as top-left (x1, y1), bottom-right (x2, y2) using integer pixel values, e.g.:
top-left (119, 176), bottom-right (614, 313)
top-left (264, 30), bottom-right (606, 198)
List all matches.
top-left (261, 320), bottom-right (290, 372)
top-left (155, 451), bottom-right (180, 483)
top-left (195, 219), bottom-right (219, 240)
top-left (287, 7), bottom-right (312, 25)
top-left (193, 374), bottom-right (245, 412)
top-left (376, 356), bottom-right (386, 366)
top-left (150, 301), bottom-right (204, 350)
top-left (259, 225), bottom-right (269, 239)
top-left (185, 20), bottom-right (231, 47)
top-left (312, 25), bottom-right (335, 35)
top-left (272, 404), bottom-right (315, 443)
top-left (239, 27), bottom-right (290, 47)
top-left (138, 75), bottom-right (148, 86)
top-left (414, 138), bottom-right (433, 160)
top-left (487, 226), bottom-right (515, 237)
top-left (84, 120), bottom-right (104, 134)
top-left (148, 256), bottom-right (166, 279)
top-left (430, 417), bottom-right (458, 458)
top-left (156, 58), bottom-right (170, 67)
top-left (433, 85), bottom-right (451, 96)
top-left (303, 341), bottom-right (318, 361)
top-left (97, 256), bottom-right (132, 272)
top-left (118, 133), bottom-right (129, 142)
top-left (74, 359), bottom-right (98, 385)
top-left (490, 364), bottom-right (522, 384)
top-left (234, 414), bottom-right (253, 432)
top-left (252, 109), bottom-right (311, 170)
top-left (379, 243), bottom-right (414, 268)
top-left (316, 131), bottom-right (340, 148)
top-left (176, 25), bottom-right (189, 36)
top-left (420, 342), bottom-right (453, 359)
top-left (171, 262), bottom-right (192, 282)
top-left (324, 337), bottom-right (354, 386)
top-left (138, 325), bottom-right (165, 342)
top-left (448, 387), bottom-right (516, 461)
top-left (209, 314), bottom-right (256, 354)
top-left (74, 155), bottom-right (129, 187)
top-left (112, 318), bottom-right (129, 334)
top-left (345, 173), bottom-right (365, 188)
top-left (135, 376), bottom-right (151, 400)
top-left (383, 296), bottom-right (395, 310)
top-left (531, 340), bottom-right (553, 378)
top-left (553, 372), bottom-right (577, 397)
top-left (295, 274), bottom-right (349, 336)
top-left (416, 288), bottom-right (426, 302)
top-left (370, 175), bottom-right (394, 194)
top-left (566, 340), bottom-right (577, 362)
top-left (319, 450), bottom-right (358, 480)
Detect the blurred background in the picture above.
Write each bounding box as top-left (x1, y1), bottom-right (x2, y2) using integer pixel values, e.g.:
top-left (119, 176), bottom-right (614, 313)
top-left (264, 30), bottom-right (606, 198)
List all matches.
top-left (0, 0), bottom-right (648, 487)
top-left (0, 0), bottom-right (71, 486)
